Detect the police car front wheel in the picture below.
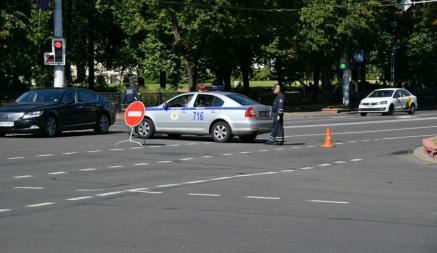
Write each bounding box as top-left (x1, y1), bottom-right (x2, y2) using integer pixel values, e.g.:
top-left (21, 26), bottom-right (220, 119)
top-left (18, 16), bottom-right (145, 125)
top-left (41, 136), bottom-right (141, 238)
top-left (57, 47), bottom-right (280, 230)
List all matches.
top-left (211, 121), bottom-right (232, 143)
top-left (136, 118), bottom-right (155, 139)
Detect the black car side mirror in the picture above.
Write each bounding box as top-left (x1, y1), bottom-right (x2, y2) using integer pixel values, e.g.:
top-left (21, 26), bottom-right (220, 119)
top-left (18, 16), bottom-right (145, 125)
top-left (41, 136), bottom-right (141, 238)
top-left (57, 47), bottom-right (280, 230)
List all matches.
top-left (63, 100), bottom-right (75, 105)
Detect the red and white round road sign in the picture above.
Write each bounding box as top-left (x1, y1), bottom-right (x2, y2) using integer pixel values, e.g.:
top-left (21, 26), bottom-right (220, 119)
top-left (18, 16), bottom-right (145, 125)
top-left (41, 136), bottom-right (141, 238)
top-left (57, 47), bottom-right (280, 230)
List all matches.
top-left (124, 101), bottom-right (145, 127)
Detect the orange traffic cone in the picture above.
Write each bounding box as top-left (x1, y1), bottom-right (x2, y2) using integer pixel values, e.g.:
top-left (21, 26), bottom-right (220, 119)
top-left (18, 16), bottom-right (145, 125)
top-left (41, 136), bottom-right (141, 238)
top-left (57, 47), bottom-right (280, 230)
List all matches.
top-left (321, 128), bottom-right (335, 148)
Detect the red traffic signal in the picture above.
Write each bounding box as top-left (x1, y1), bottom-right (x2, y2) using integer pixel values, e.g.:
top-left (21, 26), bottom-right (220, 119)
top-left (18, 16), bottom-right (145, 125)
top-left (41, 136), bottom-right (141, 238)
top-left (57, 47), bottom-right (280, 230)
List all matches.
top-left (54, 40), bottom-right (63, 49)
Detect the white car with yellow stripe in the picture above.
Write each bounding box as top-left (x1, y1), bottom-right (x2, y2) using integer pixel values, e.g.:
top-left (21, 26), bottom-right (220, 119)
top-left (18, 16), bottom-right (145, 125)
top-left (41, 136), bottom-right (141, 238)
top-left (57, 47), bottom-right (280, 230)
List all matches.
top-left (358, 88), bottom-right (417, 116)
top-left (135, 91), bottom-right (272, 142)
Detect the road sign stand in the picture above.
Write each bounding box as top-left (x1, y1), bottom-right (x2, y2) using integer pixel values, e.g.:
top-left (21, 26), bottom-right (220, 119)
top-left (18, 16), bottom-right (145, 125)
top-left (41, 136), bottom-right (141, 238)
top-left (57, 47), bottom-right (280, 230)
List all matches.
top-left (114, 101), bottom-right (146, 147)
top-left (114, 127), bottom-right (143, 147)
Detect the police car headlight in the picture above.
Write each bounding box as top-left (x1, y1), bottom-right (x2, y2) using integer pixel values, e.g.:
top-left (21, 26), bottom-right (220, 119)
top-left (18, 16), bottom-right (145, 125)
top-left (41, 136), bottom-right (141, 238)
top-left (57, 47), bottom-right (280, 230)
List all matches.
top-left (379, 101), bottom-right (387, 105)
top-left (23, 111), bottom-right (42, 119)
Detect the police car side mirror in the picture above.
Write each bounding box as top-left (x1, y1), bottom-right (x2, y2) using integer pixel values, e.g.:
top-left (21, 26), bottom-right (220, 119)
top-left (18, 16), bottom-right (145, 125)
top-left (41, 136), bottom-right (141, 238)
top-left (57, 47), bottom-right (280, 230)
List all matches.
top-left (163, 102), bottom-right (168, 109)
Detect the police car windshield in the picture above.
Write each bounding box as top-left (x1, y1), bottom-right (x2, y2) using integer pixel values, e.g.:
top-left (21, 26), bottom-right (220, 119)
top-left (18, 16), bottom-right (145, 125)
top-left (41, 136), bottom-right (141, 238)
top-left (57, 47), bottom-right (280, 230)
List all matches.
top-left (226, 94), bottom-right (258, 105)
top-left (16, 89), bottom-right (64, 104)
top-left (368, 90), bottom-right (394, 98)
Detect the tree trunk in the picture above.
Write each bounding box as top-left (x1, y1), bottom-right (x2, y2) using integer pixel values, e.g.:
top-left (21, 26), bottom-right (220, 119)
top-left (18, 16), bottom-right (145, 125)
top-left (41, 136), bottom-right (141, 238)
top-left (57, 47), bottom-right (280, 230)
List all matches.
top-left (168, 9), bottom-right (197, 91)
top-left (87, 6), bottom-right (95, 89)
top-left (240, 61), bottom-right (250, 94)
top-left (312, 59), bottom-right (321, 100)
top-left (76, 64), bottom-right (86, 83)
top-left (321, 64), bottom-right (331, 105)
top-left (223, 68), bottom-right (231, 91)
top-left (159, 71), bottom-right (167, 89)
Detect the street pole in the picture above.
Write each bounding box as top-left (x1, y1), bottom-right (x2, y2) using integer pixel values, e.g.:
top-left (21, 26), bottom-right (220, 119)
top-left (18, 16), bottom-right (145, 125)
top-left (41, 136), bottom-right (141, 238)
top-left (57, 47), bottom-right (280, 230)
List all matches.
top-left (53, 0), bottom-right (64, 88)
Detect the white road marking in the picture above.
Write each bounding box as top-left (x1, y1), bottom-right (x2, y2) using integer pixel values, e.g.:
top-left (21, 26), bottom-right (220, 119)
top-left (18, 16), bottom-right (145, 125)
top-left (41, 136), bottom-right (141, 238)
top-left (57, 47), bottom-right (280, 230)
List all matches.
top-left (36, 154), bottom-right (54, 157)
top-left (209, 177), bottom-right (232, 181)
top-left (240, 151), bottom-right (252, 154)
top-left (96, 191), bottom-right (122, 197)
top-left (86, 150), bottom-right (102, 153)
top-left (79, 168), bottom-right (97, 171)
top-left (110, 148), bottom-right (124, 151)
top-left (291, 146), bottom-right (301, 149)
top-left (127, 188), bottom-right (150, 192)
top-left (361, 139), bottom-right (371, 142)
top-left (280, 169), bottom-right (296, 172)
top-left (26, 202), bottom-right (55, 208)
top-left (300, 167), bottom-right (314, 170)
top-left (48, 171), bottom-right (67, 175)
top-left (202, 155), bottom-right (213, 158)
top-left (133, 163), bottom-right (149, 166)
top-left (108, 165), bottom-right (124, 168)
top-left (222, 153), bottom-right (233, 156)
top-left (140, 191), bottom-right (163, 194)
top-left (274, 148), bottom-right (285, 151)
top-left (286, 126), bottom-right (437, 137)
top-left (149, 146), bottom-right (161, 148)
top-left (63, 152), bottom-right (78, 155)
top-left (156, 184), bottom-right (179, 188)
top-left (14, 175), bottom-right (34, 179)
top-left (179, 158), bottom-right (193, 161)
top-left (306, 200), bottom-right (349, 204)
top-left (184, 180), bottom-right (207, 184)
top-left (373, 139), bottom-right (380, 141)
top-left (350, 158), bottom-right (363, 162)
top-left (189, 193), bottom-right (220, 197)
top-left (349, 141), bottom-right (358, 143)
top-left (76, 189), bottom-right (104, 192)
top-left (284, 117), bottom-right (437, 129)
top-left (317, 163), bottom-right (331, 167)
top-left (246, 196), bottom-right (280, 200)
top-left (238, 172), bottom-right (277, 177)
top-left (0, 209), bottom-right (12, 213)
top-left (306, 145), bottom-right (315, 148)
top-left (382, 134), bottom-right (433, 140)
top-left (168, 144), bottom-right (180, 147)
top-left (334, 161), bottom-right (348, 164)
top-left (7, 157), bottom-right (25, 160)
top-left (335, 142), bottom-right (344, 145)
top-left (157, 161), bottom-right (172, 164)
top-left (66, 196), bottom-right (93, 201)
top-left (257, 149), bottom-right (268, 152)
top-left (13, 187), bottom-right (44, 190)
top-left (186, 143), bottom-right (197, 146)
top-left (130, 147), bottom-right (143, 150)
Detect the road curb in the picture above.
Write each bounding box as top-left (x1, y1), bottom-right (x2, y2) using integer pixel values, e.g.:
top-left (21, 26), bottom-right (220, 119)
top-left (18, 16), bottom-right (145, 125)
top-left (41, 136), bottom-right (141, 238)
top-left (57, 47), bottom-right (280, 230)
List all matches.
top-left (412, 147), bottom-right (437, 165)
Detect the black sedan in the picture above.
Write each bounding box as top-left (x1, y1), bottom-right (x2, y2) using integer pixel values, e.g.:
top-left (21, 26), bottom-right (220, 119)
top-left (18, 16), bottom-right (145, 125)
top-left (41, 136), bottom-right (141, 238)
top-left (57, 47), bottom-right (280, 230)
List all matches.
top-left (0, 88), bottom-right (116, 137)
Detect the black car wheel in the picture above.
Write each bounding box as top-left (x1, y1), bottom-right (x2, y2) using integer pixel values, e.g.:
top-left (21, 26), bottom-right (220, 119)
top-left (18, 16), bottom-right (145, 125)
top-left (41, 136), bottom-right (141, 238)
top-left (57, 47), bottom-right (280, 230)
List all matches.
top-left (136, 118), bottom-right (155, 139)
top-left (42, 116), bottom-right (57, 137)
top-left (0, 132), bottom-right (5, 137)
top-left (95, 114), bottom-right (109, 134)
top-left (211, 121), bottom-right (232, 143)
top-left (239, 134), bottom-right (257, 142)
top-left (408, 104), bottom-right (416, 115)
top-left (360, 112), bottom-right (367, 117)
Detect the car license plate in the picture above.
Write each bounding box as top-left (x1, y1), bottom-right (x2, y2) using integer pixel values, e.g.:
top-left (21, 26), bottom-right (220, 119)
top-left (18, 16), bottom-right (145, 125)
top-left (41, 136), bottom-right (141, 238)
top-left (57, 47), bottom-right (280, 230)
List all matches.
top-left (0, 121), bottom-right (14, 127)
top-left (259, 111), bottom-right (269, 117)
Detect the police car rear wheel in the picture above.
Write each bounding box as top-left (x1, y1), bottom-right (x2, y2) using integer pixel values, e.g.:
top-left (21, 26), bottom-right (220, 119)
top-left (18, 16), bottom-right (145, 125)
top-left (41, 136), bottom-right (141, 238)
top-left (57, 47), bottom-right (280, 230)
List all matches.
top-left (239, 134), bottom-right (257, 142)
top-left (211, 121), bottom-right (231, 143)
top-left (136, 118), bottom-right (154, 139)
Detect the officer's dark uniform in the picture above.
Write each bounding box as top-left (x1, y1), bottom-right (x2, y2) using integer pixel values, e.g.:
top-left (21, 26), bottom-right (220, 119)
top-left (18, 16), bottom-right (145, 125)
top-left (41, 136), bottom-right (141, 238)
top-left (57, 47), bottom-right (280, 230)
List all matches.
top-left (124, 84), bottom-right (139, 105)
top-left (267, 91), bottom-right (285, 145)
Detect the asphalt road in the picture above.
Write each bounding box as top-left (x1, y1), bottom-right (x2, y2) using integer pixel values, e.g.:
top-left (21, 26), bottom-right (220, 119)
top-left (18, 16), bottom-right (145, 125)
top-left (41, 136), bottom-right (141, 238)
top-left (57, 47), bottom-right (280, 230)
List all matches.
top-left (1, 110), bottom-right (437, 253)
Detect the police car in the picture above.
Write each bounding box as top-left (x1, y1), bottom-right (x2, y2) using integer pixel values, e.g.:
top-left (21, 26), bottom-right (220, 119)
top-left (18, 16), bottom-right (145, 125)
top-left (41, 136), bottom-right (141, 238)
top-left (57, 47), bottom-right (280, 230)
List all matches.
top-left (135, 91), bottom-right (272, 142)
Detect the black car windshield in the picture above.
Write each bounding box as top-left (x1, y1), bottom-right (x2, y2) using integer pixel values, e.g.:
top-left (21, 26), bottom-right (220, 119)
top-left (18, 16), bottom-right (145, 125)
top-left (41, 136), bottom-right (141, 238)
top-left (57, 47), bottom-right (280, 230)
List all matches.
top-left (16, 89), bottom-right (64, 104)
top-left (226, 94), bottom-right (258, 105)
top-left (368, 90), bottom-right (394, 98)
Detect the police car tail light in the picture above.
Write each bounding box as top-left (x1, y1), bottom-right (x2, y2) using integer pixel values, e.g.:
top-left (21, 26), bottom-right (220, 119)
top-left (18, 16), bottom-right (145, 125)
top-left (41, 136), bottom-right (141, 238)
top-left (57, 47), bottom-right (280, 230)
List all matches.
top-left (245, 107), bottom-right (256, 118)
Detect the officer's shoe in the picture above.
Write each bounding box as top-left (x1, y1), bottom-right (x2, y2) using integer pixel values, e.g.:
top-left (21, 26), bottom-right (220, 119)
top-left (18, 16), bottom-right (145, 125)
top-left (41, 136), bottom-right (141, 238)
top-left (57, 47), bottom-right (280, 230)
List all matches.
top-left (274, 142), bottom-right (284, 146)
top-left (264, 140), bottom-right (275, 145)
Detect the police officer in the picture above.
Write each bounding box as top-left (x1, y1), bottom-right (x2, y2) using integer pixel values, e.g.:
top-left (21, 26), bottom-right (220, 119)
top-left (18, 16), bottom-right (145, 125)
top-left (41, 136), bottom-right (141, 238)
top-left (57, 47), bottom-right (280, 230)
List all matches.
top-left (124, 77), bottom-right (139, 105)
top-left (265, 84), bottom-right (285, 145)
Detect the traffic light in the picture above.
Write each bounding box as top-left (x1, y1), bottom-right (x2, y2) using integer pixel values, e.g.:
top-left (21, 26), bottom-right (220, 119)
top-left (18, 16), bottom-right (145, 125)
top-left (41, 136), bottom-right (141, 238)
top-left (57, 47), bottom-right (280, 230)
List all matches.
top-left (52, 38), bottom-right (65, 65)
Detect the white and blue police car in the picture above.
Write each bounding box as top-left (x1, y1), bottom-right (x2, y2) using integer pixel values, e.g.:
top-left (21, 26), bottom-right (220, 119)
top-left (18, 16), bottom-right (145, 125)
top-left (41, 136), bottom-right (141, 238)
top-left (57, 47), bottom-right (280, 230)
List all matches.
top-left (135, 91), bottom-right (272, 142)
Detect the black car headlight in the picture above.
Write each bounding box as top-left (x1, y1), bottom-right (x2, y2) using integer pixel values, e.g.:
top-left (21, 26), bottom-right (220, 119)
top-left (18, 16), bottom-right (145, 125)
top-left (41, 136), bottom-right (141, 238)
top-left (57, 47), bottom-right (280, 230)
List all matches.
top-left (22, 111), bottom-right (43, 119)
